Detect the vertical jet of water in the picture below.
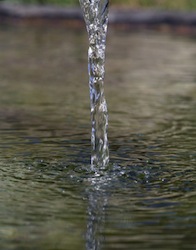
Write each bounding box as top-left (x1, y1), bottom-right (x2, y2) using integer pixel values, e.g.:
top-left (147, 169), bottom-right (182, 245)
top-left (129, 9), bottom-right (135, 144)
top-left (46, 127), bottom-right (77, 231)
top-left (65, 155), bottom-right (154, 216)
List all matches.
top-left (79, 0), bottom-right (109, 170)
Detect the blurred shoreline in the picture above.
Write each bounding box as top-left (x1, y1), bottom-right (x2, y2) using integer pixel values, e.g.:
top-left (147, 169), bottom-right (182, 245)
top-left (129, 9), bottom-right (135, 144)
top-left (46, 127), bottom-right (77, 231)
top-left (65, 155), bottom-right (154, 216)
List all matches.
top-left (0, 3), bottom-right (196, 34)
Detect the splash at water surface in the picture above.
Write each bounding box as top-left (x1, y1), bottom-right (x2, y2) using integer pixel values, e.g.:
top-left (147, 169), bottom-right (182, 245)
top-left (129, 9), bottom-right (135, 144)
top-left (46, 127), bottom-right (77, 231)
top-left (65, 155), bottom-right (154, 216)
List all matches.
top-left (79, 0), bottom-right (109, 171)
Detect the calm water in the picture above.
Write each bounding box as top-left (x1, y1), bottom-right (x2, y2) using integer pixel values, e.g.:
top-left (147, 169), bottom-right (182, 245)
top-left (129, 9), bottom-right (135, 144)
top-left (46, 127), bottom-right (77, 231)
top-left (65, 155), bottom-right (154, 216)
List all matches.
top-left (0, 25), bottom-right (195, 250)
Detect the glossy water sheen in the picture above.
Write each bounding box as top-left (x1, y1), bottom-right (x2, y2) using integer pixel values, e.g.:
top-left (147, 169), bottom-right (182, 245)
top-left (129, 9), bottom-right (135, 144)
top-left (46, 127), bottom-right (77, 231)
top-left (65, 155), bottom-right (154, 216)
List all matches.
top-left (79, 0), bottom-right (109, 170)
top-left (0, 26), bottom-right (196, 250)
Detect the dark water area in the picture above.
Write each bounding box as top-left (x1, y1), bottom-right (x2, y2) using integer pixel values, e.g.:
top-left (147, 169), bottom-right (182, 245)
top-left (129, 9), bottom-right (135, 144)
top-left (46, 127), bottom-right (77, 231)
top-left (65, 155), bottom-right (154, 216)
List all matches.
top-left (0, 25), bottom-right (195, 250)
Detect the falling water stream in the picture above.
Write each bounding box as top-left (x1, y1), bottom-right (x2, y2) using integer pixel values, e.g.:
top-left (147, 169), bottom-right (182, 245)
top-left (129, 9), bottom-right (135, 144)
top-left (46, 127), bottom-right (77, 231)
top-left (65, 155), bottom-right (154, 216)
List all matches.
top-left (79, 0), bottom-right (109, 170)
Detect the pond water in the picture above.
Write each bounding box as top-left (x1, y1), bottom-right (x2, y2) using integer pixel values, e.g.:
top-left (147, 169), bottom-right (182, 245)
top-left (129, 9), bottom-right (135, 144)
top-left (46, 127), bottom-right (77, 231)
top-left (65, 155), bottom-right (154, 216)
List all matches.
top-left (0, 25), bottom-right (195, 250)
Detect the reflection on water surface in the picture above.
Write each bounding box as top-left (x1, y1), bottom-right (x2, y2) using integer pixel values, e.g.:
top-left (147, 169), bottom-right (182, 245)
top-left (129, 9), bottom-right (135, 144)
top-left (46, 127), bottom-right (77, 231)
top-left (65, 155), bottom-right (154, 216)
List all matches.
top-left (0, 25), bottom-right (195, 250)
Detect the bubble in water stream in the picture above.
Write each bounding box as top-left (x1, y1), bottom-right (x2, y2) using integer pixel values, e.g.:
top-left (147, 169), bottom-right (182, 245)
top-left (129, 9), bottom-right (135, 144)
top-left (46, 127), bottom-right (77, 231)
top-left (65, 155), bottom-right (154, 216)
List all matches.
top-left (79, 0), bottom-right (110, 171)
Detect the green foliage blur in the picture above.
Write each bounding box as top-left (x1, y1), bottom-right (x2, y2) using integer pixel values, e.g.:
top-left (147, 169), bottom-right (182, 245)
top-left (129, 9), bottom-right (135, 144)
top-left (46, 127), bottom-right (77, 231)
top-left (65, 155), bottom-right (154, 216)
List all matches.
top-left (1, 0), bottom-right (79, 5)
top-left (114, 0), bottom-right (196, 9)
top-left (2, 0), bottom-right (196, 9)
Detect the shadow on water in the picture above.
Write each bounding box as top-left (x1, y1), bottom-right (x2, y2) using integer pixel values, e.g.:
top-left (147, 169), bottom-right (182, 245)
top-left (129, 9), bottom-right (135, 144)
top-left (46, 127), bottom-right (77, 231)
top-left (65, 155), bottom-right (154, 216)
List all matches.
top-left (0, 25), bottom-right (196, 249)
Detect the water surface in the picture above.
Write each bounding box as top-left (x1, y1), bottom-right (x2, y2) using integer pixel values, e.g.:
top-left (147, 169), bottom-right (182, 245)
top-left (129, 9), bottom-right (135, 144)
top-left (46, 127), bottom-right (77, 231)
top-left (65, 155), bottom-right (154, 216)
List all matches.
top-left (0, 25), bottom-right (195, 250)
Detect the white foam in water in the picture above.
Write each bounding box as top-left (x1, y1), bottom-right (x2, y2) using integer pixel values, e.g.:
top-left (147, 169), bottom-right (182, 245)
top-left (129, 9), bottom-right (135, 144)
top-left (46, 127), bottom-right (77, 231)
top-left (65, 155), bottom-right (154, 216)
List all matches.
top-left (79, 0), bottom-right (109, 171)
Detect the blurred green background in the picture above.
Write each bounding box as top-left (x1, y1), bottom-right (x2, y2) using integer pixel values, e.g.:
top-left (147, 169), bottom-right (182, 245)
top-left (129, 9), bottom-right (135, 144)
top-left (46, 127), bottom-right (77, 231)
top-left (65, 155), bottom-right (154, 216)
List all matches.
top-left (1, 0), bottom-right (196, 10)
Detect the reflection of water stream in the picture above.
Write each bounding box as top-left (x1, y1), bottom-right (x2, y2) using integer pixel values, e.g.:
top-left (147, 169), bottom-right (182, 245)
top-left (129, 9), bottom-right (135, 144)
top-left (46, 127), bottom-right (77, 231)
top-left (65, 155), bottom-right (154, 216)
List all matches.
top-left (85, 176), bottom-right (109, 250)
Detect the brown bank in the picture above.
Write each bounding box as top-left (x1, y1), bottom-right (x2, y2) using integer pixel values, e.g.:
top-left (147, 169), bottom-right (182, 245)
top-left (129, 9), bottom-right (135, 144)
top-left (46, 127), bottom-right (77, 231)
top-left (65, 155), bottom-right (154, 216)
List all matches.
top-left (0, 3), bottom-right (196, 34)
